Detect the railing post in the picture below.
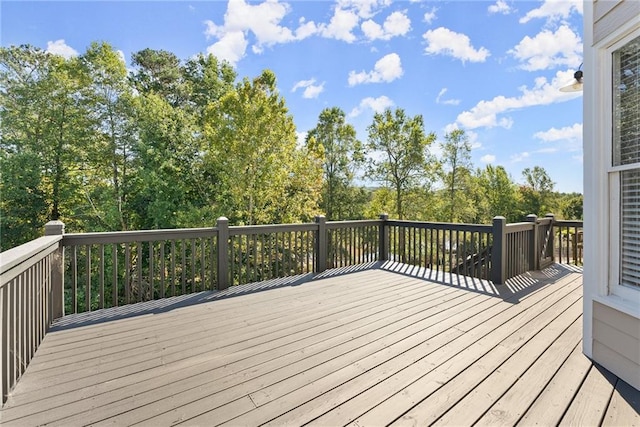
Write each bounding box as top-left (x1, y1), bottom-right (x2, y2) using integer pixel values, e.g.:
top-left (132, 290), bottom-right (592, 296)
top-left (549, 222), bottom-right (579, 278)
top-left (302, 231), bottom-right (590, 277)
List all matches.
top-left (315, 215), bottom-right (327, 273)
top-left (491, 216), bottom-right (507, 284)
top-left (546, 213), bottom-right (556, 262)
top-left (216, 217), bottom-right (229, 291)
top-left (379, 213), bottom-right (389, 261)
top-left (44, 221), bottom-right (65, 320)
top-left (526, 214), bottom-right (539, 271)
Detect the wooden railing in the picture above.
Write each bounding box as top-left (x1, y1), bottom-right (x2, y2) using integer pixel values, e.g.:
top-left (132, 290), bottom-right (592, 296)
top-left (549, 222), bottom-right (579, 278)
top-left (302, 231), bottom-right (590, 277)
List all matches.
top-left (0, 221), bottom-right (64, 404)
top-left (0, 214), bottom-right (583, 404)
top-left (226, 221), bottom-right (317, 287)
top-left (490, 214), bottom-right (578, 282)
top-left (60, 226), bottom-right (219, 314)
top-left (386, 220), bottom-right (493, 279)
top-left (326, 219), bottom-right (382, 269)
top-left (45, 214), bottom-right (587, 315)
top-left (554, 220), bottom-right (584, 266)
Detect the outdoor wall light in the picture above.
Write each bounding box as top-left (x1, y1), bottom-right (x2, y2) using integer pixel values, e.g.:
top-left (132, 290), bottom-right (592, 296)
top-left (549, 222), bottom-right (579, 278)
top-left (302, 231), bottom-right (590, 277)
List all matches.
top-left (560, 65), bottom-right (584, 92)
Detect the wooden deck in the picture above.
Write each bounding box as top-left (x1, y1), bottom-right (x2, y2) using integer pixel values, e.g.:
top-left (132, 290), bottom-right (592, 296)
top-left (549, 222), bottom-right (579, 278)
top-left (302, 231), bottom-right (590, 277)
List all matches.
top-left (1, 262), bottom-right (638, 426)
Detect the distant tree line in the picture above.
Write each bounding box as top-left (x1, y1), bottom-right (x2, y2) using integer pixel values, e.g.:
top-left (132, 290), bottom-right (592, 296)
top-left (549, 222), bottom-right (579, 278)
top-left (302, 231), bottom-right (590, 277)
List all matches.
top-left (0, 43), bottom-right (582, 251)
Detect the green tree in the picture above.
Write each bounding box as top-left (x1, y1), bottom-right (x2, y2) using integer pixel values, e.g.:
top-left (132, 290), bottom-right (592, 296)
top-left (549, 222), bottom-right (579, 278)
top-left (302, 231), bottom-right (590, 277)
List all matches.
top-left (130, 48), bottom-right (186, 106)
top-left (182, 53), bottom-right (236, 119)
top-left (562, 194), bottom-right (583, 220)
top-left (365, 108), bottom-right (436, 219)
top-left (520, 166), bottom-right (555, 216)
top-left (78, 42), bottom-right (136, 230)
top-left (306, 107), bottom-right (364, 220)
top-left (203, 70), bottom-right (321, 225)
top-left (0, 152), bottom-right (47, 250)
top-left (439, 129), bottom-right (473, 222)
top-left (129, 91), bottom-right (202, 229)
top-left (475, 165), bottom-right (519, 222)
top-left (0, 45), bottom-right (89, 235)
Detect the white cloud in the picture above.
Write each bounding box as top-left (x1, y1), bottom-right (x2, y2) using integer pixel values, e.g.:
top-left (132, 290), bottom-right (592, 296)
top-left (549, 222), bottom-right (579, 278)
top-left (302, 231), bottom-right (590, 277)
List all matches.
top-left (46, 39), bottom-right (78, 58)
top-left (520, 0), bottom-right (583, 24)
top-left (533, 123), bottom-right (582, 142)
top-left (435, 87), bottom-right (461, 105)
top-left (536, 147), bottom-right (559, 154)
top-left (454, 69), bottom-right (582, 130)
top-left (361, 10), bottom-right (411, 41)
top-left (296, 18), bottom-right (319, 39)
top-left (423, 27), bottom-right (490, 63)
top-left (296, 131), bottom-right (307, 147)
top-left (348, 53), bottom-right (403, 86)
top-left (338, 0), bottom-right (392, 19)
top-left (116, 50), bottom-right (126, 64)
top-left (488, 0), bottom-right (512, 15)
top-left (291, 78), bottom-right (325, 99)
top-left (510, 25), bottom-right (582, 71)
top-left (204, 0), bottom-right (318, 65)
top-left (468, 130), bottom-right (481, 149)
top-left (481, 154), bottom-right (496, 164)
top-left (303, 84), bottom-right (325, 99)
top-left (319, 6), bottom-right (360, 42)
top-left (206, 30), bottom-right (248, 66)
top-left (511, 152), bottom-right (530, 162)
top-left (349, 95), bottom-right (394, 117)
top-left (423, 7), bottom-right (437, 24)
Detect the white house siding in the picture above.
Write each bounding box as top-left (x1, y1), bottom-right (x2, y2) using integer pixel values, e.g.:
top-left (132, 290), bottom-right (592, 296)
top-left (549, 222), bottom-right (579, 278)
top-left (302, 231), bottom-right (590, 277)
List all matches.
top-left (584, 0), bottom-right (640, 392)
top-left (593, 302), bottom-right (640, 390)
top-left (594, 1), bottom-right (640, 45)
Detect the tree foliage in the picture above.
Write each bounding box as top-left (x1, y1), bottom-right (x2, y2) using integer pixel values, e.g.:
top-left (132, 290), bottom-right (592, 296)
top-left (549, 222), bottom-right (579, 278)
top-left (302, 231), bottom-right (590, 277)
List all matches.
top-left (0, 43), bottom-right (581, 252)
top-left (306, 107), bottom-right (364, 220)
top-left (203, 70), bottom-right (321, 225)
top-left (0, 45), bottom-right (322, 249)
top-left (365, 108), bottom-right (436, 219)
top-left (439, 129), bottom-right (473, 222)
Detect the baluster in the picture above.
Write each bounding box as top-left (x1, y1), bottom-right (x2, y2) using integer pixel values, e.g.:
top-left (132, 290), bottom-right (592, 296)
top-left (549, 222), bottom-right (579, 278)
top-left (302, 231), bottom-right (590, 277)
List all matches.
top-left (112, 244), bottom-right (118, 307)
top-left (160, 242), bottom-right (166, 298)
top-left (149, 242), bottom-right (154, 300)
top-left (137, 243), bottom-right (143, 303)
top-left (124, 243), bottom-right (130, 304)
top-left (99, 245), bottom-right (105, 309)
top-left (71, 246), bottom-right (78, 313)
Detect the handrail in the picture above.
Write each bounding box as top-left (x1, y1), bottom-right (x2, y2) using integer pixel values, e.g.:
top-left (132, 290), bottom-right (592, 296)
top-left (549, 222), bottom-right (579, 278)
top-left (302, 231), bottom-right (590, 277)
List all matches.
top-left (326, 219), bottom-right (383, 230)
top-left (505, 222), bottom-right (534, 233)
top-left (229, 222), bottom-right (316, 235)
top-left (0, 236), bottom-right (62, 284)
top-left (0, 232), bottom-right (63, 404)
top-left (62, 227), bottom-right (218, 245)
top-left (387, 219), bottom-right (492, 233)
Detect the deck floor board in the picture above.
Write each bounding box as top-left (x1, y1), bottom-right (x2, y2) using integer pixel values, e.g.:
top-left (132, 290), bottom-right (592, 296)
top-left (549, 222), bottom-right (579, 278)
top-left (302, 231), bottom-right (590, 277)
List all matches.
top-left (1, 263), bottom-right (638, 427)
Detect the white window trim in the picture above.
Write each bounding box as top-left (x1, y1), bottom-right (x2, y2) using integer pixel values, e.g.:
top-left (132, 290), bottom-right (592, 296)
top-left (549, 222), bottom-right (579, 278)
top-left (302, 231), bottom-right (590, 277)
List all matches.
top-left (607, 28), bottom-right (640, 310)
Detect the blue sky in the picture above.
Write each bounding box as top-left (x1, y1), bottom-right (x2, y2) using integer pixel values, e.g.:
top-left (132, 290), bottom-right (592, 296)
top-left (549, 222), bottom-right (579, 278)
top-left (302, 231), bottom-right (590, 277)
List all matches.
top-left (1, 0), bottom-right (584, 193)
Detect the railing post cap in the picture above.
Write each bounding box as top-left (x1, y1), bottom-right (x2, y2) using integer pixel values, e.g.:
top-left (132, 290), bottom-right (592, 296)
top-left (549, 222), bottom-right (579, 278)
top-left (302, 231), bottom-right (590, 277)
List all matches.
top-left (44, 220), bottom-right (65, 235)
top-left (493, 216), bottom-right (506, 221)
top-left (545, 213), bottom-right (555, 218)
top-left (526, 214), bottom-right (538, 221)
top-left (315, 215), bottom-right (326, 222)
top-left (379, 213), bottom-right (389, 220)
top-left (217, 216), bottom-right (229, 222)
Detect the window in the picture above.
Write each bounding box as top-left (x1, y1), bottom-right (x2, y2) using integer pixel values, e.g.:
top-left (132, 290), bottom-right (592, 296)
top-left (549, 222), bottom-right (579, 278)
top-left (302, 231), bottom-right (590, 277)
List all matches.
top-left (613, 34), bottom-right (640, 168)
top-left (610, 33), bottom-right (640, 300)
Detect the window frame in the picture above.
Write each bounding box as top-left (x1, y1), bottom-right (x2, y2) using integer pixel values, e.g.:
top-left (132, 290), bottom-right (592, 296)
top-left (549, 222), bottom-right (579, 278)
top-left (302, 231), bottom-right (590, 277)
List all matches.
top-left (608, 29), bottom-right (640, 306)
